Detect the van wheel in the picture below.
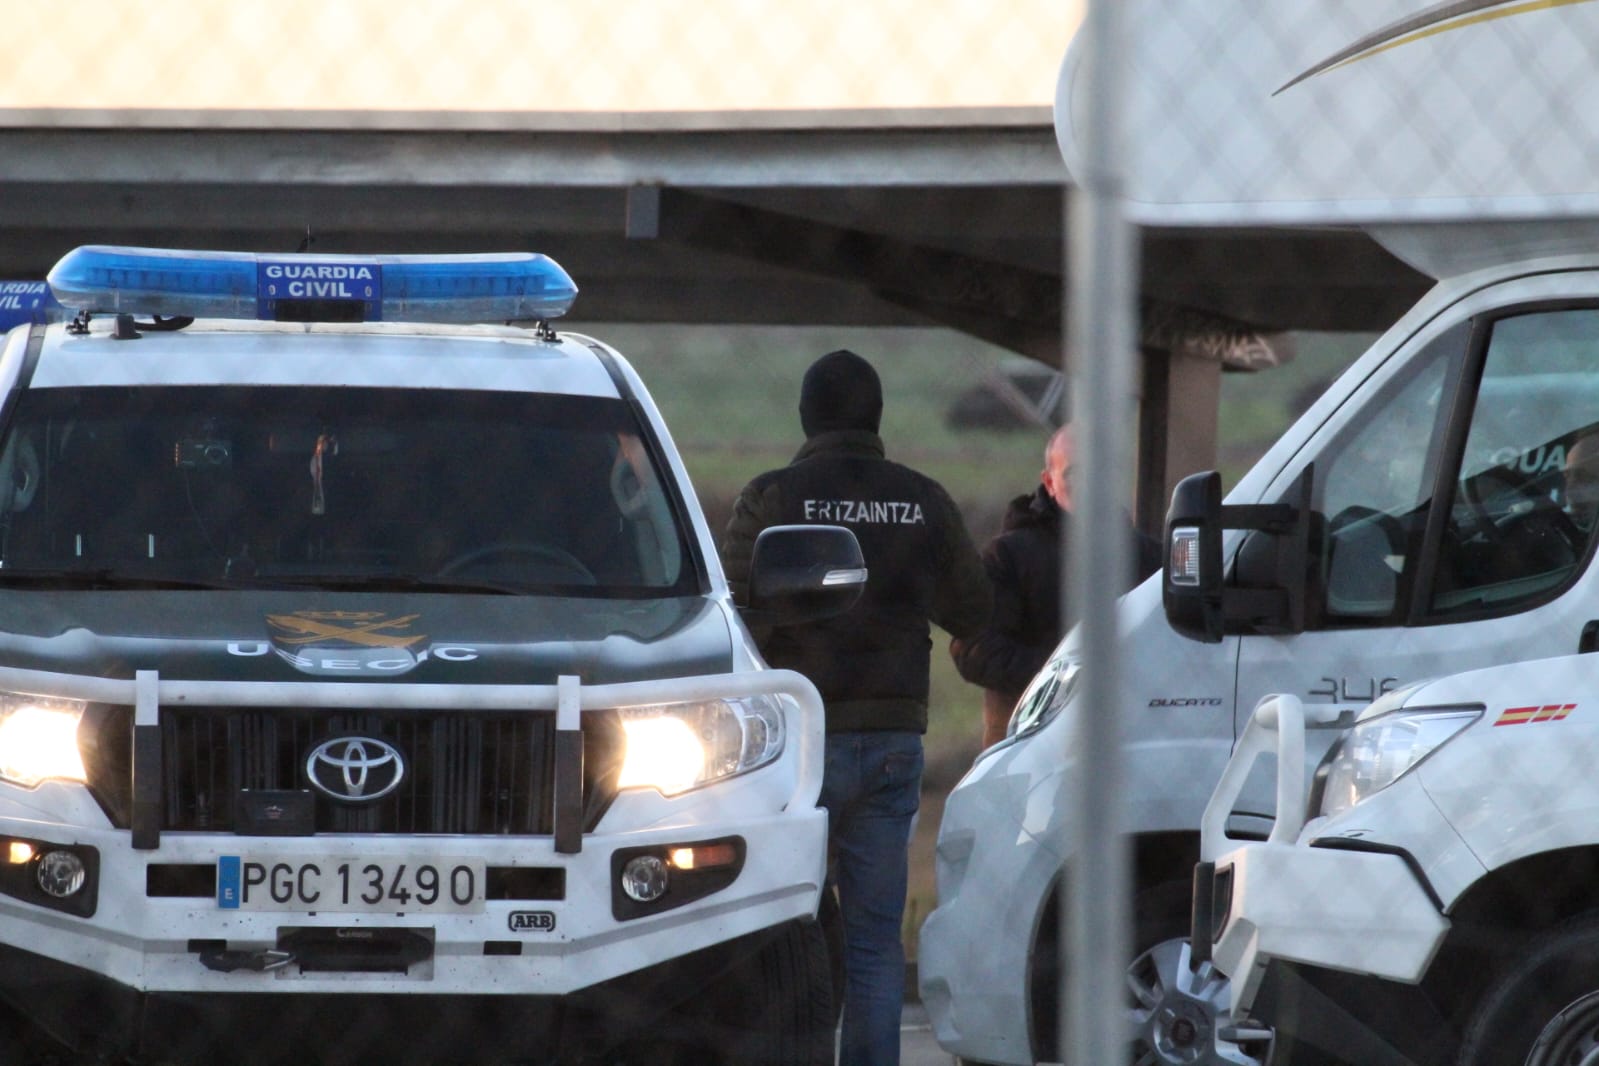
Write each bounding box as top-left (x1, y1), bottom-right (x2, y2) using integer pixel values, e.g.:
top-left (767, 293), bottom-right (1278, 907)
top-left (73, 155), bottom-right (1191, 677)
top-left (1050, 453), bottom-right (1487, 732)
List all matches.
top-left (1124, 880), bottom-right (1272, 1066)
top-left (1126, 936), bottom-right (1268, 1066)
top-left (1459, 914), bottom-right (1599, 1066)
top-left (1031, 877), bottom-right (1194, 1062)
top-left (693, 918), bottom-right (835, 1066)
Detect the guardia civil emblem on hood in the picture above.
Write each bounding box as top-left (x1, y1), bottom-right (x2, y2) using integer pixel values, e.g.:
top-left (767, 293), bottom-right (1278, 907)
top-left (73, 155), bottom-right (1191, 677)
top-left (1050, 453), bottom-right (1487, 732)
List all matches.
top-left (265, 610), bottom-right (433, 677)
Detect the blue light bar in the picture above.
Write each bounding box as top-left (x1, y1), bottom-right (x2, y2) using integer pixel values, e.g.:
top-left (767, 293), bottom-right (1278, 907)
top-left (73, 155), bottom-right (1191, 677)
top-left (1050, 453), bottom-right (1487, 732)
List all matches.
top-left (0, 281), bottom-right (62, 332)
top-left (47, 246), bottom-right (579, 323)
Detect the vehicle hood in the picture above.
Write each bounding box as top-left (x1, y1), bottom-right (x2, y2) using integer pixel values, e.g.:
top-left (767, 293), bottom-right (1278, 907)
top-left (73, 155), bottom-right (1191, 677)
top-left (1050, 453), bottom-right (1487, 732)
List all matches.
top-left (1382, 651), bottom-right (1589, 723)
top-left (0, 590), bottom-right (736, 684)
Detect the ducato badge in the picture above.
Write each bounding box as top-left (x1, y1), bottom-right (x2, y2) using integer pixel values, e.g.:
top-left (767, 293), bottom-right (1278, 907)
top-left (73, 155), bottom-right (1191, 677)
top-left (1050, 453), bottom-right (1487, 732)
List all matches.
top-left (305, 736), bottom-right (406, 803)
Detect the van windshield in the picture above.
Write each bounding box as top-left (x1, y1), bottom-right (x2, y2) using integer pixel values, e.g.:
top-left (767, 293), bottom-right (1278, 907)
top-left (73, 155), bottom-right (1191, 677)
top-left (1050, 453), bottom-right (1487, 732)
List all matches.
top-left (0, 386), bottom-right (696, 597)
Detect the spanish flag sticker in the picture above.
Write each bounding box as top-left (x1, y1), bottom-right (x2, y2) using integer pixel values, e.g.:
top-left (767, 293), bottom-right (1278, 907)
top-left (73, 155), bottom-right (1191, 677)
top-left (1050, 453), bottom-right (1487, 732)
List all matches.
top-left (1494, 704), bottom-right (1576, 727)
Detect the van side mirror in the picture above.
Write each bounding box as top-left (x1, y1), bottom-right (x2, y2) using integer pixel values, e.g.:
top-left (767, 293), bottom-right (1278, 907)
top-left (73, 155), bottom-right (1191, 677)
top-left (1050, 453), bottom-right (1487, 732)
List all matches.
top-left (742, 524), bottom-right (867, 627)
top-left (1163, 470), bottom-right (1310, 643)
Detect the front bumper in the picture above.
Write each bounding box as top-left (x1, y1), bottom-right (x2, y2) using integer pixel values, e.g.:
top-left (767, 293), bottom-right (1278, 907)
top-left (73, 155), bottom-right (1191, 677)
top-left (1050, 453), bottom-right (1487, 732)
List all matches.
top-left (0, 911), bottom-right (819, 1064)
top-left (1203, 841), bottom-right (1449, 1020)
top-left (0, 805), bottom-right (825, 996)
top-left (0, 665), bottom-right (830, 1061)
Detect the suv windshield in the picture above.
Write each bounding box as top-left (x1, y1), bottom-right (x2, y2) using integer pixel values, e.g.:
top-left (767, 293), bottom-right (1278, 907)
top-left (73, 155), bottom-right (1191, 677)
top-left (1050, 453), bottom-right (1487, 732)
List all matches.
top-left (0, 386), bottom-right (695, 596)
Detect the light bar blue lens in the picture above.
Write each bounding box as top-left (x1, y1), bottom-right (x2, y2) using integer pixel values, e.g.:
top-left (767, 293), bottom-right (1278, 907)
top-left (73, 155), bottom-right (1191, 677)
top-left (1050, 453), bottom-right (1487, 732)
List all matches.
top-left (47, 246), bottom-right (579, 323)
top-left (49, 247), bottom-right (257, 318)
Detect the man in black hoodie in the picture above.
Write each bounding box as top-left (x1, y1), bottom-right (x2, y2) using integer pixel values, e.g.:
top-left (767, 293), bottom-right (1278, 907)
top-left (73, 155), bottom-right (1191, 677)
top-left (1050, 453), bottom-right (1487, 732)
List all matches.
top-left (722, 349), bottom-right (990, 1066)
top-left (952, 423), bottom-right (1160, 749)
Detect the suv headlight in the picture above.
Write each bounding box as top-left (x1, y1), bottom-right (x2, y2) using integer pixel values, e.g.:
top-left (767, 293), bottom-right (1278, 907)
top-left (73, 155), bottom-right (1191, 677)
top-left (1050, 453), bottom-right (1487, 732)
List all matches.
top-left (1008, 659), bottom-right (1080, 740)
top-left (0, 695), bottom-right (88, 789)
top-left (1318, 705), bottom-right (1481, 818)
top-left (617, 694), bottom-right (788, 796)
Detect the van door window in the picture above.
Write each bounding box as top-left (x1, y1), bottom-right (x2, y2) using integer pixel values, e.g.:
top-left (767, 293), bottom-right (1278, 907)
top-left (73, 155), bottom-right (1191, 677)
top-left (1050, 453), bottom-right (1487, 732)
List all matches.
top-left (1310, 327), bottom-right (1460, 625)
top-left (1429, 309), bottom-right (1599, 617)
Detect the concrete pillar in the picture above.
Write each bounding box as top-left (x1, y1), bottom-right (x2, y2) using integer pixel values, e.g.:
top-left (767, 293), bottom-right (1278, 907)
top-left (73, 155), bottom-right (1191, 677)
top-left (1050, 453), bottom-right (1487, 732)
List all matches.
top-left (1136, 347), bottom-right (1220, 533)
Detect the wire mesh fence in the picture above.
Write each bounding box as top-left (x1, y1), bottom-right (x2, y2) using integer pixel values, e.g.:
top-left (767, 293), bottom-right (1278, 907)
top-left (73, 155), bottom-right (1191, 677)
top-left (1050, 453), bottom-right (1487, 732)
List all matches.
top-left (6, 1), bottom-right (1599, 1065)
top-left (1064, 5), bottom-right (1599, 1066)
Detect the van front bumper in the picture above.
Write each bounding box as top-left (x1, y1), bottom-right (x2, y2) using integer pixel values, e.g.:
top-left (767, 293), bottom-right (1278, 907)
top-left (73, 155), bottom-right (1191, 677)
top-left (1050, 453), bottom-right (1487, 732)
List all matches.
top-left (1203, 840), bottom-right (1449, 1020)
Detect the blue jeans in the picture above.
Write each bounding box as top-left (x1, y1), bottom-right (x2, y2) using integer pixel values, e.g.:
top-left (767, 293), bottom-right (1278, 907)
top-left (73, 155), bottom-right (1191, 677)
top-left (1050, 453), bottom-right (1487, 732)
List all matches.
top-left (819, 731), bottom-right (923, 1066)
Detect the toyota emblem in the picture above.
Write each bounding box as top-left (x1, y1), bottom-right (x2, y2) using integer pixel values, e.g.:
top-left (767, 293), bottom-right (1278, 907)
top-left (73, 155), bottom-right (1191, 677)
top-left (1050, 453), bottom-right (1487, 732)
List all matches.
top-left (305, 736), bottom-right (406, 803)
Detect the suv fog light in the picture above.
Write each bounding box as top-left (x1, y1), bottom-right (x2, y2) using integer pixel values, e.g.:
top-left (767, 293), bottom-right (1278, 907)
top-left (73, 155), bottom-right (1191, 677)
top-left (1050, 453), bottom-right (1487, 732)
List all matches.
top-left (621, 855), bottom-right (669, 903)
top-left (36, 850), bottom-right (86, 898)
top-left (668, 842), bottom-right (737, 871)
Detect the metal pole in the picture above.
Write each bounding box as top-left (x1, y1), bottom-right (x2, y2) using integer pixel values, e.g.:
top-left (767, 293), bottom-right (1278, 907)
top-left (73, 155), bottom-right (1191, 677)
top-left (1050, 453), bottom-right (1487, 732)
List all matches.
top-left (1063, 0), bottom-right (1136, 1063)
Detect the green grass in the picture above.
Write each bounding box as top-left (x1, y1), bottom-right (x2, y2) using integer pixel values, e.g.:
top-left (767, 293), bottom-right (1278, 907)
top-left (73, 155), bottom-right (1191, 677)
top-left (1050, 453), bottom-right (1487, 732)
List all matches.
top-left (570, 322), bottom-right (1051, 502)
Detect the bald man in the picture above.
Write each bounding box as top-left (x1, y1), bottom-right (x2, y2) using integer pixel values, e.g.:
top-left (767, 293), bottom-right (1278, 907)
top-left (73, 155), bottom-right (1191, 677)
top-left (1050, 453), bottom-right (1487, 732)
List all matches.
top-left (952, 424), bottom-right (1159, 749)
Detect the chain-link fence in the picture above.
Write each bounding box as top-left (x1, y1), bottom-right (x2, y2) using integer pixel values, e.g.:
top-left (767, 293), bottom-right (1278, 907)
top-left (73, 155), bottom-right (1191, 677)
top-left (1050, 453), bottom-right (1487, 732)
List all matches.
top-left (10, 2), bottom-right (1597, 1065)
top-left (1057, 5), bottom-right (1599, 1066)
top-left (2, 5), bottom-right (1085, 1064)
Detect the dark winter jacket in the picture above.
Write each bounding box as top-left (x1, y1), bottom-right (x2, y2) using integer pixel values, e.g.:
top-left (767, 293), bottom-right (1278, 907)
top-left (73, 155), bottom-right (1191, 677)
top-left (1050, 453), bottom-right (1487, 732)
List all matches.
top-left (952, 485), bottom-right (1159, 703)
top-left (721, 430), bottom-right (991, 734)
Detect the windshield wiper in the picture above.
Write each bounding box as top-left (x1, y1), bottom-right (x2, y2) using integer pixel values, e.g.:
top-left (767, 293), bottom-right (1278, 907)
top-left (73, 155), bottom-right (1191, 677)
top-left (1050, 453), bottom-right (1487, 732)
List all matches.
top-left (0, 567), bottom-right (242, 591)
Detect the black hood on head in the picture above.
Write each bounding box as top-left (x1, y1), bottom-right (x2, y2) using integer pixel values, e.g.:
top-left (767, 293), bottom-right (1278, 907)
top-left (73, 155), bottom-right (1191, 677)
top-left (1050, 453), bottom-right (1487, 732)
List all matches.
top-left (799, 349), bottom-right (883, 437)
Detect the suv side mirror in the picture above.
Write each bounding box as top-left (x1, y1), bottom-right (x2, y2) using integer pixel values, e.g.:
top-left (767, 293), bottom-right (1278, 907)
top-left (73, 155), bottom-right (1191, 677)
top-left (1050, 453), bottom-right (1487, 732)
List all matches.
top-left (743, 524), bottom-right (867, 627)
top-left (1163, 469), bottom-right (1310, 643)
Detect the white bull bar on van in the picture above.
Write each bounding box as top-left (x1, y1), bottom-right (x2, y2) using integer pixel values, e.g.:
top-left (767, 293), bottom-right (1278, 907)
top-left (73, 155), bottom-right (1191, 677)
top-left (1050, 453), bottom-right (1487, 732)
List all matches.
top-left (1192, 694), bottom-right (1450, 1021)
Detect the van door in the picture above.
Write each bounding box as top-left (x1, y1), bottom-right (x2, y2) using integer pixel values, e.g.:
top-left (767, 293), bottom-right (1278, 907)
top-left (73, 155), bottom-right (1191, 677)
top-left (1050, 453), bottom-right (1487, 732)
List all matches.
top-left (1233, 301), bottom-right (1599, 811)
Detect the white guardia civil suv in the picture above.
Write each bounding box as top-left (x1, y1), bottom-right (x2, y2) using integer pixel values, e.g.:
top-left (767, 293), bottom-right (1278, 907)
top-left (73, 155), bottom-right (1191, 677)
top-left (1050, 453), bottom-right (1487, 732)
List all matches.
top-left (0, 245), bottom-right (863, 1066)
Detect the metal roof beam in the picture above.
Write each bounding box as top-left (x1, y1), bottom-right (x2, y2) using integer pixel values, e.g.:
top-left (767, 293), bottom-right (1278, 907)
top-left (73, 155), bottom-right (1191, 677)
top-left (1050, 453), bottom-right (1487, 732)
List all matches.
top-left (0, 126), bottom-right (1066, 189)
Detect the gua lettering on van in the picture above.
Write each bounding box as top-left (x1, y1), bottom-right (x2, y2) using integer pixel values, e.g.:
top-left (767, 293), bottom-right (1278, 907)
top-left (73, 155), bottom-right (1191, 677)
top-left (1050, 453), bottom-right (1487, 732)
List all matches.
top-left (1488, 444), bottom-right (1567, 476)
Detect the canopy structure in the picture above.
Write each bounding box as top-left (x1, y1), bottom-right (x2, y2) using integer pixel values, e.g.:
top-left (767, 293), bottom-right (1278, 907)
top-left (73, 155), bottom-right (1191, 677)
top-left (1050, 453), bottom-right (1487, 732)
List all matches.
top-left (0, 107), bottom-right (1428, 522)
